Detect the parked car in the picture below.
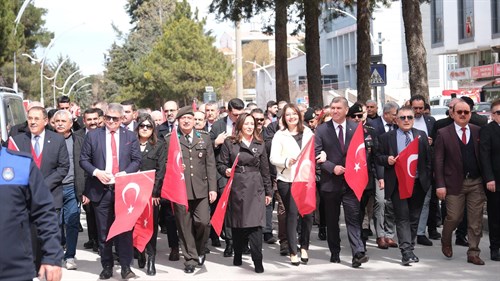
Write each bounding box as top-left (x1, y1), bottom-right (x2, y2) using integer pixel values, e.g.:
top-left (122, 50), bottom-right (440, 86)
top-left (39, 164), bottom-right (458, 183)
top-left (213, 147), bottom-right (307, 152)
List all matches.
top-left (430, 105), bottom-right (448, 121)
top-left (0, 87), bottom-right (26, 142)
top-left (475, 102), bottom-right (491, 122)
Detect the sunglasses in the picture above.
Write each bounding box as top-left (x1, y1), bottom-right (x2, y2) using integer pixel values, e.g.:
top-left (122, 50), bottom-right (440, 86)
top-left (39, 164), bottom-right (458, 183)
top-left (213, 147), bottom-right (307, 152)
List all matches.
top-left (139, 124), bottom-right (153, 130)
top-left (104, 115), bottom-right (121, 122)
top-left (351, 114), bottom-right (364, 119)
top-left (399, 115), bottom-right (414, 121)
top-left (493, 110), bottom-right (500, 115)
top-left (255, 118), bottom-right (265, 122)
top-left (455, 110), bottom-right (470, 115)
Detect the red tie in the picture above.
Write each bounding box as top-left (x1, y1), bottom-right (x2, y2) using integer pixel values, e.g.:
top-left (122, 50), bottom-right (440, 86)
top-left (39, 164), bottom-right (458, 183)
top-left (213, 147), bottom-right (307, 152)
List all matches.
top-left (111, 131), bottom-right (119, 175)
top-left (461, 127), bottom-right (467, 144)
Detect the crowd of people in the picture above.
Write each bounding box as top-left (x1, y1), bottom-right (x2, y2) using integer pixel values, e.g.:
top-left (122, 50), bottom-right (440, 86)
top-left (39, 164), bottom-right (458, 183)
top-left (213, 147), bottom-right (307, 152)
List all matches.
top-left (1, 94), bottom-right (500, 281)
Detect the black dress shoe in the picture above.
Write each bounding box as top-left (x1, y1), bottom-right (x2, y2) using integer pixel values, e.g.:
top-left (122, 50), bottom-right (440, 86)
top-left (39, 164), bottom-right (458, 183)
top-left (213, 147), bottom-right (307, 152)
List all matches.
top-left (280, 241), bottom-right (289, 256)
top-left (197, 254), bottom-right (206, 266)
top-left (318, 227), bottom-right (327, 241)
top-left (417, 235), bottom-right (433, 246)
top-left (138, 251), bottom-right (146, 268)
top-left (233, 254), bottom-right (242, 266)
top-left (402, 252), bottom-right (419, 266)
top-left (204, 247), bottom-right (211, 254)
top-left (263, 233), bottom-right (277, 244)
top-left (146, 255), bottom-right (156, 276)
top-left (428, 229), bottom-right (442, 240)
top-left (99, 266), bottom-right (113, 280)
top-left (121, 266), bottom-right (136, 279)
top-left (491, 249), bottom-right (500, 261)
top-left (223, 242), bottom-right (233, 257)
top-left (352, 252), bottom-right (369, 268)
top-left (169, 247), bottom-right (180, 261)
top-left (456, 236), bottom-right (469, 247)
top-left (330, 253), bottom-right (341, 263)
top-left (184, 264), bottom-right (196, 273)
top-left (83, 240), bottom-right (94, 249)
top-left (212, 239), bottom-right (222, 247)
top-left (254, 259), bottom-right (264, 273)
top-left (160, 227), bottom-right (168, 234)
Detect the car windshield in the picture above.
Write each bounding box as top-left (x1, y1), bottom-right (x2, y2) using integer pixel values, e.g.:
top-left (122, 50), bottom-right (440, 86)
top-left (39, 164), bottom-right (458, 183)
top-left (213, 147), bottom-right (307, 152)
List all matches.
top-left (474, 103), bottom-right (491, 112)
top-left (431, 107), bottom-right (447, 115)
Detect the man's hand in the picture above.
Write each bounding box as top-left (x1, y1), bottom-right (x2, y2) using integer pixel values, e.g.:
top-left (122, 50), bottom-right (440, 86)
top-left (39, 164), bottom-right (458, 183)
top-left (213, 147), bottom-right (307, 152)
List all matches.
top-left (95, 170), bottom-right (112, 184)
top-left (265, 196), bottom-right (272, 205)
top-left (38, 264), bottom-right (62, 281)
top-left (387, 156), bottom-right (397, 166)
top-left (378, 179), bottom-right (385, 190)
top-left (486, 181), bottom-right (496, 192)
top-left (333, 165), bottom-right (345, 175)
top-left (209, 191), bottom-right (217, 203)
top-left (152, 197), bottom-right (161, 206)
top-left (436, 187), bottom-right (447, 200)
top-left (82, 195), bottom-right (90, 205)
top-left (215, 132), bottom-right (228, 146)
top-left (225, 168), bottom-right (232, 177)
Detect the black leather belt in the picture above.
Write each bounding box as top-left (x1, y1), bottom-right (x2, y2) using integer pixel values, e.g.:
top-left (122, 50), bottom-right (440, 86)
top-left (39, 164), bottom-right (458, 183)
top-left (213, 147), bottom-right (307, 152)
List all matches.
top-left (234, 166), bottom-right (259, 173)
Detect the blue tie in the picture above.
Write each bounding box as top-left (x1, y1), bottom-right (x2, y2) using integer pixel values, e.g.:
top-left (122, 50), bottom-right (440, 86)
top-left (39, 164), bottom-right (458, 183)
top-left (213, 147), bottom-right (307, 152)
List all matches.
top-left (34, 135), bottom-right (41, 156)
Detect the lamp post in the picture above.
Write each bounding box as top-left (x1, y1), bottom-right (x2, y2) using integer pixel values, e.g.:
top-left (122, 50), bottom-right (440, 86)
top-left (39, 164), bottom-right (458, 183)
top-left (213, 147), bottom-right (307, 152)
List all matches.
top-left (56, 69), bottom-right (82, 96)
top-left (66, 76), bottom-right (90, 97)
top-left (12, 0), bottom-right (34, 93)
top-left (245, 61), bottom-right (276, 81)
top-left (45, 57), bottom-right (70, 108)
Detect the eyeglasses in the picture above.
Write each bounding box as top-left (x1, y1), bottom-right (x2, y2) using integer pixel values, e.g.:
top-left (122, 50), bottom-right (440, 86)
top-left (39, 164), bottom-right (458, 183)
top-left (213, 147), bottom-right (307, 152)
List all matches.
top-left (104, 115), bottom-right (121, 122)
top-left (351, 114), bottom-right (364, 119)
top-left (399, 115), bottom-right (414, 121)
top-left (139, 124), bottom-right (153, 130)
top-left (412, 107), bottom-right (424, 110)
top-left (455, 110), bottom-right (470, 115)
top-left (255, 118), bottom-right (265, 122)
top-left (492, 110), bottom-right (500, 115)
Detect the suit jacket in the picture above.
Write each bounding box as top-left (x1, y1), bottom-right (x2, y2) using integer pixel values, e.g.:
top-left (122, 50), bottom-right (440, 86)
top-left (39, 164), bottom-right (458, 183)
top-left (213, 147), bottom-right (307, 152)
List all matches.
top-left (479, 121), bottom-right (500, 186)
top-left (165, 130), bottom-right (217, 200)
top-left (12, 130), bottom-right (70, 208)
top-left (431, 113), bottom-right (488, 141)
top-left (315, 119), bottom-right (357, 192)
top-left (140, 139), bottom-right (167, 197)
top-left (209, 116), bottom-right (229, 189)
top-left (71, 132), bottom-right (86, 202)
top-left (157, 121), bottom-right (174, 140)
top-left (375, 128), bottom-right (432, 199)
top-left (79, 127), bottom-right (142, 202)
top-left (367, 116), bottom-right (398, 137)
top-left (434, 123), bottom-right (481, 195)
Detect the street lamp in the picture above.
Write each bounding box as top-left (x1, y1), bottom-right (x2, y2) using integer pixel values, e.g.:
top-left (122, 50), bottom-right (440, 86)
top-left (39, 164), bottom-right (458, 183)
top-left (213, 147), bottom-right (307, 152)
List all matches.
top-left (12, 0), bottom-right (34, 93)
top-left (245, 61), bottom-right (275, 82)
top-left (45, 57), bottom-right (70, 107)
top-left (66, 76), bottom-right (90, 97)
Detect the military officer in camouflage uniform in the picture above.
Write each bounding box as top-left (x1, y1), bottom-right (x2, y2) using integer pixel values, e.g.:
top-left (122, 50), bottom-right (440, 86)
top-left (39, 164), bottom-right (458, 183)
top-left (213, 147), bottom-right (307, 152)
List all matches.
top-left (165, 106), bottom-right (218, 273)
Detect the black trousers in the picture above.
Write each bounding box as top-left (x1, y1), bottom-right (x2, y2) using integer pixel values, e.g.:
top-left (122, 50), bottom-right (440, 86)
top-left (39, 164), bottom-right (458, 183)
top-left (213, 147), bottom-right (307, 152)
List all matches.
top-left (92, 189), bottom-right (133, 268)
top-left (321, 185), bottom-right (364, 256)
top-left (158, 198), bottom-right (179, 248)
top-left (233, 227), bottom-right (263, 261)
top-left (277, 181), bottom-right (313, 255)
top-left (145, 204), bottom-right (159, 256)
top-left (391, 181), bottom-right (426, 253)
top-left (487, 188), bottom-right (500, 250)
top-left (83, 203), bottom-right (98, 242)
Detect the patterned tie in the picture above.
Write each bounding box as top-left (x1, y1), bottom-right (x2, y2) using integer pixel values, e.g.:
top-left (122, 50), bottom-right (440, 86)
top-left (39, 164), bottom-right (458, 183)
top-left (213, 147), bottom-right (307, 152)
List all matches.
top-left (405, 131), bottom-right (411, 147)
top-left (461, 127), bottom-right (467, 144)
top-left (110, 131), bottom-right (119, 175)
top-left (34, 135), bottom-right (41, 157)
top-left (338, 124), bottom-right (345, 152)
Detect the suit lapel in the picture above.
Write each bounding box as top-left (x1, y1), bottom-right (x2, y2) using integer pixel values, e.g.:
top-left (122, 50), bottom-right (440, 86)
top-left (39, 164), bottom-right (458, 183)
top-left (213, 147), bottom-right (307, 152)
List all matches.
top-left (41, 131), bottom-right (51, 166)
top-left (326, 121), bottom-right (342, 152)
top-left (389, 130), bottom-right (398, 156)
top-left (344, 120), bottom-right (356, 152)
top-left (446, 124), bottom-right (462, 162)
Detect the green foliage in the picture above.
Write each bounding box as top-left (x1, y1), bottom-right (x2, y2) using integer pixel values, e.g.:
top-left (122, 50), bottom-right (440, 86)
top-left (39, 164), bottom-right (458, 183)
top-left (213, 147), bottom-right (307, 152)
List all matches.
top-left (0, 0), bottom-right (16, 65)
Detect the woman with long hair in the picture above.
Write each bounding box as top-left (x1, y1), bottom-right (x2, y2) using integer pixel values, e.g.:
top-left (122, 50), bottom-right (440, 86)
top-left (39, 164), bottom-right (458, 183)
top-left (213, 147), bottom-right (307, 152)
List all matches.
top-left (270, 103), bottom-right (314, 266)
top-left (134, 113), bottom-right (166, 276)
top-left (217, 113), bottom-right (272, 273)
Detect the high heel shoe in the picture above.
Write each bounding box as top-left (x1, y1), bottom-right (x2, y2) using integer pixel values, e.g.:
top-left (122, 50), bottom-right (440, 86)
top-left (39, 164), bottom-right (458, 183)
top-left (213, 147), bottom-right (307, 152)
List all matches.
top-left (300, 248), bottom-right (309, 263)
top-left (290, 254), bottom-right (300, 266)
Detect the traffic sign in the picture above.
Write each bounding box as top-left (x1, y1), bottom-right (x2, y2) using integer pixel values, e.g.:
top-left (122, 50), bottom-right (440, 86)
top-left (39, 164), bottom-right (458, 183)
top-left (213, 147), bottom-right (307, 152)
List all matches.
top-left (370, 64), bottom-right (387, 86)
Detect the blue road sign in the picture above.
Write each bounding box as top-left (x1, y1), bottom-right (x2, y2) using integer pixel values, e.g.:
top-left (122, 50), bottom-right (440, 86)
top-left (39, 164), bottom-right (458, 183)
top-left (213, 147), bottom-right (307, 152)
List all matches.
top-left (370, 64), bottom-right (387, 86)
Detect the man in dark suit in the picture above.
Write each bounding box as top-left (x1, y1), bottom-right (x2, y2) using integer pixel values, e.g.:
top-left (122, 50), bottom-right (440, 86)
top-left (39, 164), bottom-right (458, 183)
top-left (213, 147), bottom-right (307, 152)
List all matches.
top-left (315, 97), bottom-right (368, 268)
top-left (155, 100), bottom-right (181, 261)
top-left (209, 98), bottom-right (245, 256)
top-left (479, 99), bottom-right (500, 261)
top-left (120, 100), bottom-right (138, 131)
top-left (204, 101), bottom-right (219, 132)
top-left (366, 99), bottom-right (379, 120)
top-left (80, 103), bottom-right (142, 279)
top-left (11, 106), bottom-right (69, 272)
top-left (375, 106), bottom-right (432, 265)
top-left (409, 95), bottom-right (437, 246)
top-left (165, 106), bottom-right (218, 273)
top-left (435, 100), bottom-right (486, 266)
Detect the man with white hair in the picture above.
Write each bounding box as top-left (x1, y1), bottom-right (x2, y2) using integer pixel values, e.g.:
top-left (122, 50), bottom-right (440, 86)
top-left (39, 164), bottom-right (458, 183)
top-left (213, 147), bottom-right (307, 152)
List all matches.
top-left (150, 110), bottom-right (163, 126)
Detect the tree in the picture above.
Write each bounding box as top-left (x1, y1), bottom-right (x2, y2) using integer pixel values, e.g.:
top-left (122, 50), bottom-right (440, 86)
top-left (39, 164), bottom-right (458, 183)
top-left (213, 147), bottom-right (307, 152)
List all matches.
top-left (302, 0), bottom-right (322, 107)
top-left (356, 0), bottom-right (371, 103)
top-left (130, 0), bottom-right (232, 107)
top-left (242, 40), bottom-right (270, 89)
top-left (402, 0), bottom-right (429, 101)
top-left (0, 0), bottom-right (16, 66)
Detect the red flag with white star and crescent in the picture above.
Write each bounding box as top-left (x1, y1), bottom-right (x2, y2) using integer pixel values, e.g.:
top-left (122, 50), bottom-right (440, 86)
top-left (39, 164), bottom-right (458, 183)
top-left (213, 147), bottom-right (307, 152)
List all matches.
top-left (291, 137), bottom-right (316, 216)
top-left (210, 154), bottom-right (239, 237)
top-left (7, 136), bottom-right (19, 151)
top-left (133, 196), bottom-right (154, 252)
top-left (161, 126), bottom-right (189, 210)
top-left (106, 170), bottom-right (155, 241)
top-left (344, 122), bottom-right (368, 201)
top-left (395, 137), bottom-right (419, 199)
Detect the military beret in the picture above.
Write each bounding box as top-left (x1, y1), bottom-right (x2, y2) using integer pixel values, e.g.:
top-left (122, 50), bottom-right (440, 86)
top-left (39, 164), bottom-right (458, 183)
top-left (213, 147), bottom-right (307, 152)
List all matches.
top-left (348, 103), bottom-right (364, 116)
top-left (176, 106), bottom-right (194, 119)
top-left (304, 107), bottom-right (316, 122)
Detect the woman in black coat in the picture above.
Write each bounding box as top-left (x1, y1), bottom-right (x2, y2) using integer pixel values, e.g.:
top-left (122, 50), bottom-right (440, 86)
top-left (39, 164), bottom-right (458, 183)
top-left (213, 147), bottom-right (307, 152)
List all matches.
top-left (217, 113), bottom-right (273, 273)
top-left (135, 114), bottom-right (166, 276)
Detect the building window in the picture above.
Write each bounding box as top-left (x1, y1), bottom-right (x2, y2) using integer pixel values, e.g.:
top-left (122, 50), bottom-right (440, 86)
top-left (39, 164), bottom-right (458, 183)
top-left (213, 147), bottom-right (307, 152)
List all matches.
top-left (447, 55), bottom-right (458, 70)
top-left (459, 53), bottom-right (477, 68)
top-left (431, 0), bottom-right (444, 45)
top-left (458, 0), bottom-right (474, 42)
top-left (493, 0), bottom-right (500, 35)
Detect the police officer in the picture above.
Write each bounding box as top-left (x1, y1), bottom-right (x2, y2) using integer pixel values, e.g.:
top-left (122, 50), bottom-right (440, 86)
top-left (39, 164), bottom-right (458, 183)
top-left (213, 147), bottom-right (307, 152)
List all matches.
top-left (0, 145), bottom-right (63, 281)
top-left (165, 106), bottom-right (218, 273)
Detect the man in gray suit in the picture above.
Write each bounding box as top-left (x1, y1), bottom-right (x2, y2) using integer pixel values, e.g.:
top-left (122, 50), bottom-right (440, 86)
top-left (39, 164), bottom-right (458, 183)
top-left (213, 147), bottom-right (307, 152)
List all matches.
top-left (165, 106), bottom-right (218, 273)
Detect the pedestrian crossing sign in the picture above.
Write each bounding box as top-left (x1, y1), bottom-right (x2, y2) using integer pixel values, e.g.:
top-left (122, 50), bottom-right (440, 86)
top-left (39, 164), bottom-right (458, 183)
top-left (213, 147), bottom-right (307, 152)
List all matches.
top-left (370, 64), bottom-right (387, 86)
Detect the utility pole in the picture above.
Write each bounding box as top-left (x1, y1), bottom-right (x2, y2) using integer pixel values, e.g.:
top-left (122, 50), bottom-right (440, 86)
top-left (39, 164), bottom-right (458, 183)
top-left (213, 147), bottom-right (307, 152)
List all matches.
top-left (235, 21), bottom-right (244, 100)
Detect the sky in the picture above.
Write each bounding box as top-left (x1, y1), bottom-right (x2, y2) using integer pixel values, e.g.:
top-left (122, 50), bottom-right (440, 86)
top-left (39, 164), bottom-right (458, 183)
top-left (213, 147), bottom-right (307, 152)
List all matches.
top-left (33, 0), bottom-right (232, 75)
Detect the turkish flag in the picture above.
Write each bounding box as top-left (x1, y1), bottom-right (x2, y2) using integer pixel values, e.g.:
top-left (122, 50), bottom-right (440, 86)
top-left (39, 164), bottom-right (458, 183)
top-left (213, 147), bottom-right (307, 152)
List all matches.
top-left (106, 170), bottom-right (155, 241)
top-left (133, 197), bottom-right (154, 252)
top-left (395, 137), bottom-right (419, 199)
top-left (7, 136), bottom-right (19, 151)
top-left (211, 155), bottom-right (239, 237)
top-left (345, 122), bottom-right (369, 201)
top-left (161, 126), bottom-right (189, 210)
top-left (291, 137), bottom-right (316, 216)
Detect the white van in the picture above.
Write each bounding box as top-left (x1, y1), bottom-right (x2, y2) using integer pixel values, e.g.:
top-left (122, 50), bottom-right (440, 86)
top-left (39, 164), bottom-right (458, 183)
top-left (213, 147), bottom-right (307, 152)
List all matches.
top-left (0, 87), bottom-right (26, 142)
top-left (429, 96), bottom-right (452, 107)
